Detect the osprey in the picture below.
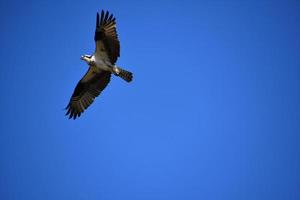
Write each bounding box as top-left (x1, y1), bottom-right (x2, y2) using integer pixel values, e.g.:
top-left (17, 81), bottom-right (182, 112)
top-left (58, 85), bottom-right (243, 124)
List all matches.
top-left (65, 10), bottom-right (133, 119)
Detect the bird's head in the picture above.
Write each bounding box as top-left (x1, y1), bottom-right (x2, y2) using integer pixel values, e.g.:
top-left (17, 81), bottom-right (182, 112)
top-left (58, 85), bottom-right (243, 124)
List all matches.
top-left (80, 55), bottom-right (92, 64)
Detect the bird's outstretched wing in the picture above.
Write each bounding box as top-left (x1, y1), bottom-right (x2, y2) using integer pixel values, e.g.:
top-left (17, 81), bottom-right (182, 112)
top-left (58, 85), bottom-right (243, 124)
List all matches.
top-left (66, 68), bottom-right (111, 119)
top-left (94, 10), bottom-right (120, 64)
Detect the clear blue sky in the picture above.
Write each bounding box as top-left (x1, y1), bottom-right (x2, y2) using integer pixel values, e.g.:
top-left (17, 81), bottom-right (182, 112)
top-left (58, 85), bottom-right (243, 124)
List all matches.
top-left (0, 0), bottom-right (299, 199)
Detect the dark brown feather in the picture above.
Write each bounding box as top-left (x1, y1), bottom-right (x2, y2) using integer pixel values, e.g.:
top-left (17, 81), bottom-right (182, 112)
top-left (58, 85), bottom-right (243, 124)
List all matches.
top-left (65, 69), bottom-right (111, 119)
top-left (94, 10), bottom-right (120, 64)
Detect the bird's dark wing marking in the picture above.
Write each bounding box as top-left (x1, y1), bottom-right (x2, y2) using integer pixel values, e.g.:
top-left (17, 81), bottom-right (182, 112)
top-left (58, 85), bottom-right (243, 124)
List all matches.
top-left (65, 68), bottom-right (111, 119)
top-left (94, 10), bottom-right (120, 64)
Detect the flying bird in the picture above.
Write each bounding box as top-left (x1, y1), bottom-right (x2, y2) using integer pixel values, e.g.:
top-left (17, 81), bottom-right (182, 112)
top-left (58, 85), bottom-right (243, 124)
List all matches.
top-left (65, 10), bottom-right (133, 119)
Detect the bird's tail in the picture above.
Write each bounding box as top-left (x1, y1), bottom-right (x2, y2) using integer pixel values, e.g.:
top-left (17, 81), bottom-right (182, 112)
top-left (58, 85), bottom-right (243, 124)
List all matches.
top-left (115, 67), bottom-right (133, 82)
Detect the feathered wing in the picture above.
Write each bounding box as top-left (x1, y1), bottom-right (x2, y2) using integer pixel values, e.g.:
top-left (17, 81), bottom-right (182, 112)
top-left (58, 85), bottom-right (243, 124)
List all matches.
top-left (65, 68), bottom-right (111, 119)
top-left (94, 10), bottom-right (120, 64)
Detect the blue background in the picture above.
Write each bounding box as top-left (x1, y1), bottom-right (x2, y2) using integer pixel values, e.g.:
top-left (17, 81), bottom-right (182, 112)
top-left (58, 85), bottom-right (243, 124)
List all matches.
top-left (1, 0), bottom-right (300, 199)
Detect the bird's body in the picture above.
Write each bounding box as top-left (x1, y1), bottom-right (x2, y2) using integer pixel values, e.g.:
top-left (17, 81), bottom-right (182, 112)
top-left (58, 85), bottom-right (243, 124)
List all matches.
top-left (93, 55), bottom-right (113, 71)
top-left (65, 10), bottom-right (133, 119)
top-left (82, 55), bottom-right (111, 71)
top-left (93, 56), bottom-right (109, 70)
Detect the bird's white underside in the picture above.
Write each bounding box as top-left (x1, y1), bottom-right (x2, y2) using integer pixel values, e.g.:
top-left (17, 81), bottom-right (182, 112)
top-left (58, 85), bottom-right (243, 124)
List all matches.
top-left (81, 40), bottom-right (120, 83)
